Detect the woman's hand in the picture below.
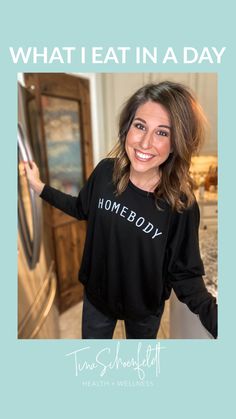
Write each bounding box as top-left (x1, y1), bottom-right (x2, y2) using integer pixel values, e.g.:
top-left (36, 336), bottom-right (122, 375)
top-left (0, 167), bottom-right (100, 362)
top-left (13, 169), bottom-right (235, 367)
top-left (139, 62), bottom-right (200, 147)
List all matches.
top-left (24, 161), bottom-right (45, 195)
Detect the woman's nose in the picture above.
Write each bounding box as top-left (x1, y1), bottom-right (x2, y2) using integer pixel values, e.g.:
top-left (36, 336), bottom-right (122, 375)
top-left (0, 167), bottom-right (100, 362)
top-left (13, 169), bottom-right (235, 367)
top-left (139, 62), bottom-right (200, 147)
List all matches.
top-left (139, 131), bottom-right (153, 149)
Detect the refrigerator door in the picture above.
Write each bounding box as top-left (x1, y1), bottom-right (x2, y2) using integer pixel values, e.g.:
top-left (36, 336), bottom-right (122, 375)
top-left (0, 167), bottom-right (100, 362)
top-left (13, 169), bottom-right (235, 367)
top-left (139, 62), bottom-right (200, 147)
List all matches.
top-left (18, 122), bottom-right (41, 269)
top-left (18, 81), bottom-right (60, 339)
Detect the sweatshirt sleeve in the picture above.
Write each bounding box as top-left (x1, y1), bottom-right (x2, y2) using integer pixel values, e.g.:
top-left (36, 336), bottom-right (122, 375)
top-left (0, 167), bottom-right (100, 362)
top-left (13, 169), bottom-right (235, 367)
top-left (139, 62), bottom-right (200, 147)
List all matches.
top-left (167, 200), bottom-right (218, 338)
top-left (39, 159), bottom-right (104, 220)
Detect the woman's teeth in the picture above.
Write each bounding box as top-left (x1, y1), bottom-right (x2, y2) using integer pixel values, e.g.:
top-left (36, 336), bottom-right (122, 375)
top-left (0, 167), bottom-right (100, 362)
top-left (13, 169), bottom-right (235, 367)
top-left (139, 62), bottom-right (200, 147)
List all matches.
top-left (135, 150), bottom-right (155, 161)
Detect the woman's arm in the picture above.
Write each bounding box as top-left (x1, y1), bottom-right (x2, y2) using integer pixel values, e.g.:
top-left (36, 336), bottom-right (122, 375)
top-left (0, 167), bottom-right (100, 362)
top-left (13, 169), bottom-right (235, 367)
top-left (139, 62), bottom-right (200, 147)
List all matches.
top-left (167, 201), bottom-right (218, 338)
top-left (24, 160), bottom-right (103, 220)
top-left (24, 160), bottom-right (87, 219)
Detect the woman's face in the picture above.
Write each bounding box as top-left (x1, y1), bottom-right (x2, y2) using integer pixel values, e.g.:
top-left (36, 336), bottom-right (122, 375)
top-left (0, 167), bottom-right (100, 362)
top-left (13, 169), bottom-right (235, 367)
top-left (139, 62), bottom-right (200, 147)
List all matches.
top-left (125, 101), bottom-right (172, 178)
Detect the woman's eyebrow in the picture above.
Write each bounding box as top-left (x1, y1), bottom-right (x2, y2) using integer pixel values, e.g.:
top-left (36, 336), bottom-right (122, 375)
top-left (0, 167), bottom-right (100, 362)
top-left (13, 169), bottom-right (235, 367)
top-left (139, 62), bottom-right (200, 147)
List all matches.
top-left (134, 117), bottom-right (171, 130)
top-left (134, 117), bottom-right (146, 123)
top-left (158, 124), bottom-right (171, 130)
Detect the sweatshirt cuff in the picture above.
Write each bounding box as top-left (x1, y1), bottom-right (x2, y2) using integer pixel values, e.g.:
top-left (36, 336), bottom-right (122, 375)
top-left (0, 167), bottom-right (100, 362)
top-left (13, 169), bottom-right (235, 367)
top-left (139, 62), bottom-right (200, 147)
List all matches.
top-left (39, 184), bottom-right (48, 199)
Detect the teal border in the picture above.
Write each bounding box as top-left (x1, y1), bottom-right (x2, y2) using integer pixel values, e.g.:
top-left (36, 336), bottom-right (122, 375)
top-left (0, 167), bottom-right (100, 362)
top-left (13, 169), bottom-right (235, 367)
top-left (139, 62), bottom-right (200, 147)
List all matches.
top-left (1, 1), bottom-right (235, 418)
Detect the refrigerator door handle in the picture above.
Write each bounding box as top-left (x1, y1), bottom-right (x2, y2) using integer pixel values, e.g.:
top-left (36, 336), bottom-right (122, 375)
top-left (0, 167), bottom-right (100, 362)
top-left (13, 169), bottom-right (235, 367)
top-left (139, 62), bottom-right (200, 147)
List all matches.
top-left (18, 122), bottom-right (42, 269)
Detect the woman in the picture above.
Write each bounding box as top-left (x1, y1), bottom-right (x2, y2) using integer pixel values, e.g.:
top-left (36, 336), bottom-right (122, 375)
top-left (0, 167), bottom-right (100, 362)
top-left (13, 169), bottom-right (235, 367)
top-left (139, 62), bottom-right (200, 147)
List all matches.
top-left (25, 81), bottom-right (217, 339)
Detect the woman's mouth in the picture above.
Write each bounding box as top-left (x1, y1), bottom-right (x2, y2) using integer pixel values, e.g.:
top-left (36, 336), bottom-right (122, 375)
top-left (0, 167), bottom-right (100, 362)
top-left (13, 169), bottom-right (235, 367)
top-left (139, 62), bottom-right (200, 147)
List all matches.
top-left (134, 149), bottom-right (155, 162)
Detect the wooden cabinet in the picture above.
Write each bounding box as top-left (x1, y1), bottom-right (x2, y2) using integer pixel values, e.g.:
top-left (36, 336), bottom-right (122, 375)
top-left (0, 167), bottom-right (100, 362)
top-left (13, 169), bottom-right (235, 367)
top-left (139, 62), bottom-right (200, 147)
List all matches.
top-left (24, 73), bottom-right (94, 312)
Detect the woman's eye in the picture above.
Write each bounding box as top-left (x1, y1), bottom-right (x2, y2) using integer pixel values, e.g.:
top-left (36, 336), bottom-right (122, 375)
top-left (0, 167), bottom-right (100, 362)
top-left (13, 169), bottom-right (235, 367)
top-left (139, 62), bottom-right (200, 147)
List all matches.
top-left (134, 123), bottom-right (145, 131)
top-left (157, 130), bottom-right (169, 137)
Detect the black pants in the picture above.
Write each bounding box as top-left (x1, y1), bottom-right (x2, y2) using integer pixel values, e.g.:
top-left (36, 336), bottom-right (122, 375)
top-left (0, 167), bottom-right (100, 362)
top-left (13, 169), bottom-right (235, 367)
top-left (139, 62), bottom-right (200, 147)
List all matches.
top-left (82, 292), bottom-right (164, 339)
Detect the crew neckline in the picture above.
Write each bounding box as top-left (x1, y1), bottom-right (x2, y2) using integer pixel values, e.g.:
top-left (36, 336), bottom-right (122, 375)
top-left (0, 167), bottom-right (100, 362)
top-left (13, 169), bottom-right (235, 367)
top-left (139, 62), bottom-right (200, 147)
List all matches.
top-left (128, 179), bottom-right (155, 198)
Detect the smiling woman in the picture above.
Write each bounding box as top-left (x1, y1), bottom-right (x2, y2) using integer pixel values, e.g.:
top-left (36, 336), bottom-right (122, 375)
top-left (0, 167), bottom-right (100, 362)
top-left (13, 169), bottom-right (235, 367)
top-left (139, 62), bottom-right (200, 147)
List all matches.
top-left (125, 101), bottom-right (172, 192)
top-left (25, 80), bottom-right (217, 340)
top-left (109, 81), bottom-right (207, 212)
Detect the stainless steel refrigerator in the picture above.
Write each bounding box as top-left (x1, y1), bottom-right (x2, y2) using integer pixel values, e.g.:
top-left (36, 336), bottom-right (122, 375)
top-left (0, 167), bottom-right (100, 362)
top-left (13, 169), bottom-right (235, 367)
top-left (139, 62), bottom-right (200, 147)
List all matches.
top-left (17, 81), bottom-right (60, 339)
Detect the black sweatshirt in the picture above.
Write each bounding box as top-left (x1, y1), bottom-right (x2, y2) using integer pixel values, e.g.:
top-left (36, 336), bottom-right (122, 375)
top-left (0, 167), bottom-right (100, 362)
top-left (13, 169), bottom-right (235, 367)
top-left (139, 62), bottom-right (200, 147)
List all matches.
top-left (40, 158), bottom-right (217, 338)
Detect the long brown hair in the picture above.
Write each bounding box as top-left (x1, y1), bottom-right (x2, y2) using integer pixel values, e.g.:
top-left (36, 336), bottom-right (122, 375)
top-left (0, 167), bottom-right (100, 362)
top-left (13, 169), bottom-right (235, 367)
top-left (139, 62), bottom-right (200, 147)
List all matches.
top-left (107, 81), bottom-right (207, 212)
